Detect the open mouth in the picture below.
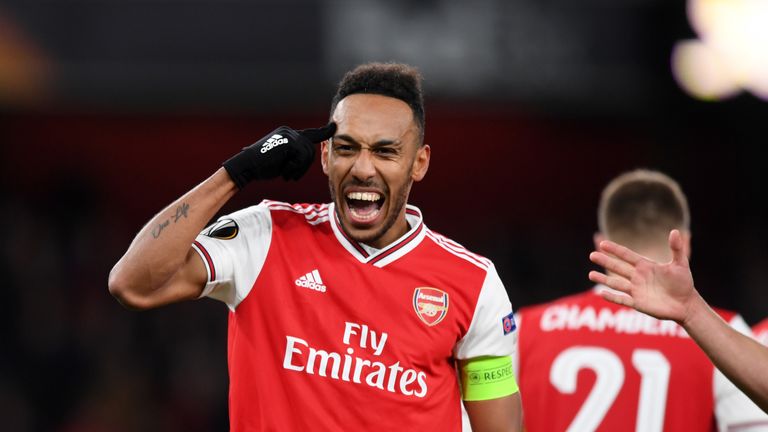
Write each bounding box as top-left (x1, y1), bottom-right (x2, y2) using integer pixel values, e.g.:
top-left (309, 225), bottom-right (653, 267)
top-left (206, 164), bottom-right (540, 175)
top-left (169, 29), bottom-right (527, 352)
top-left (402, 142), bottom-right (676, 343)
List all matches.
top-left (345, 191), bottom-right (385, 223)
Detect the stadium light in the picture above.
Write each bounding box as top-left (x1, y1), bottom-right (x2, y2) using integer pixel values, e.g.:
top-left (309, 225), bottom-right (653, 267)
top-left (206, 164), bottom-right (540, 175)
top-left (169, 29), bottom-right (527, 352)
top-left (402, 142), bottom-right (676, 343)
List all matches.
top-left (672, 0), bottom-right (768, 101)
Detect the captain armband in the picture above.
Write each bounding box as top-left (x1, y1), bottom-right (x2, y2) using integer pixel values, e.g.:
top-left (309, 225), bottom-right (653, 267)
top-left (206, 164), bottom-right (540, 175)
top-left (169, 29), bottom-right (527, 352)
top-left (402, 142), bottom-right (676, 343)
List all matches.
top-left (459, 356), bottom-right (519, 401)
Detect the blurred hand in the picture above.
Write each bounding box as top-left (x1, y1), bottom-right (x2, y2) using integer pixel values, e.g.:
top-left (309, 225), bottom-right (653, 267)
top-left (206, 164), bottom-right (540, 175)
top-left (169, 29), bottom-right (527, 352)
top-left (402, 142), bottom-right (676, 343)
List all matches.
top-left (588, 229), bottom-right (697, 325)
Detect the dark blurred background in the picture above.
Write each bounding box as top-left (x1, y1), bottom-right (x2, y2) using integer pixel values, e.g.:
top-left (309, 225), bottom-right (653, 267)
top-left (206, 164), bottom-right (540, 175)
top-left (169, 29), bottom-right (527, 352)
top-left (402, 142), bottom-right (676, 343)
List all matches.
top-left (1, 0), bottom-right (767, 430)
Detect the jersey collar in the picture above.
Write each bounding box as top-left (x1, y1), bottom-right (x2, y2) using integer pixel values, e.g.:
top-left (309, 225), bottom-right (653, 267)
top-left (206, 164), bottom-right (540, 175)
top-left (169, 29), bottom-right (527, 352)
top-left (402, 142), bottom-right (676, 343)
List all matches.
top-left (328, 202), bottom-right (426, 267)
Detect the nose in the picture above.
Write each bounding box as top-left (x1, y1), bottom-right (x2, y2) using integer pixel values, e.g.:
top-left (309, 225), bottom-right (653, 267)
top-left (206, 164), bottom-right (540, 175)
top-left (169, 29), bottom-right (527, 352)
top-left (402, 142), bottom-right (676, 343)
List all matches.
top-left (350, 149), bottom-right (376, 181)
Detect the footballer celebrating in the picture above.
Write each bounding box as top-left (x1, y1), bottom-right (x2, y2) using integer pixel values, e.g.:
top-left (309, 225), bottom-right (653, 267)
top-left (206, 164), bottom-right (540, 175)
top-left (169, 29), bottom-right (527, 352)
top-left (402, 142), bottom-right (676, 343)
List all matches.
top-left (108, 62), bottom-right (522, 431)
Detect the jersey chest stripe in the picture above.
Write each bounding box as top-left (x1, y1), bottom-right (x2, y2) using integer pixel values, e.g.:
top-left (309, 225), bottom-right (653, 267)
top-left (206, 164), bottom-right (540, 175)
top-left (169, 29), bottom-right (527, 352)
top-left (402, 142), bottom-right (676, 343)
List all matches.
top-left (265, 200), bottom-right (329, 224)
top-left (307, 216), bottom-right (330, 226)
top-left (437, 237), bottom-right (490, 267)
top-left (425, 231), bottom-right (489, 270)
top-left (305, 211), bottom-right (328, 223)
top-left (439, 236), bottom-right (489, 267)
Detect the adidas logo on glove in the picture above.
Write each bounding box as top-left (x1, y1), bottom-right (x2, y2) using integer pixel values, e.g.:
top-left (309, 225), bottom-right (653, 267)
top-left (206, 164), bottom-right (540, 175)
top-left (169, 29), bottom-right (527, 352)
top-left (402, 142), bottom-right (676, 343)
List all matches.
top-left (295, 269), bottom-right (327, 292)
top-left (260, 134), bottom-right (289, 153)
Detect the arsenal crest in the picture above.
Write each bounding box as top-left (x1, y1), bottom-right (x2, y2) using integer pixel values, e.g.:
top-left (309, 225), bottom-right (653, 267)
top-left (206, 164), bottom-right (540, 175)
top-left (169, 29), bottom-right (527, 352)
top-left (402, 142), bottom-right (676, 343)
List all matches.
top-left (413, 287), bottom-right (449, 326)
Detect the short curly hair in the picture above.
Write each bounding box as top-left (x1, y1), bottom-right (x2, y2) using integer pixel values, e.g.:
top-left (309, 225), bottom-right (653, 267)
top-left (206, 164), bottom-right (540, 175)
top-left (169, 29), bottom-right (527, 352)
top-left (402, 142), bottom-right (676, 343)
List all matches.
top-left (330, 62), bottom-right (425, 143)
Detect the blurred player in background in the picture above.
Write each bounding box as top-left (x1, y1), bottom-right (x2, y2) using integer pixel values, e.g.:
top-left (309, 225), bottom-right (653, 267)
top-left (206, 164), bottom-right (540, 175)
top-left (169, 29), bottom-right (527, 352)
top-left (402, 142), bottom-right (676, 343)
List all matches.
top-left (108, 62), bottom-right (521, 431)
top-left (591, 231), bottom-right (768, 414)
top-left (515, 169), bottom-right (768, 431)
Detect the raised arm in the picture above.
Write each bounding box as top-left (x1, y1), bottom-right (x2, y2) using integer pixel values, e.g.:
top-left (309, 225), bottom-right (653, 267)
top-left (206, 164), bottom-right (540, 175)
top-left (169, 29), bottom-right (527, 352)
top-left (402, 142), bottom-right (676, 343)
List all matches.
top-left (108, 123), bottom-right (335, 310)
top-left (108, 168), bottom-right (237, 309)
top-left (589, 229), bottom-right (768, 413)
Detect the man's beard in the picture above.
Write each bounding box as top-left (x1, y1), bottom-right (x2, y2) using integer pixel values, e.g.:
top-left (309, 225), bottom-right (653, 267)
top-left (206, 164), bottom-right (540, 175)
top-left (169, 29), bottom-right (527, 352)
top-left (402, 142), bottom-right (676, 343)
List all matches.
top-left (329, 178), bottom-right (412, 246)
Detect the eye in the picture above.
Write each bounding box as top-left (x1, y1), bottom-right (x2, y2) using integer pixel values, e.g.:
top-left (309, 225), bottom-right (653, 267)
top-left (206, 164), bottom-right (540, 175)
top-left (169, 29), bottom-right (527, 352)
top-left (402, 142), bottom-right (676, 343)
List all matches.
top-left (373, 147), bottom-right (398, 156)
top-left (333, 144), bottom-right (356, 155)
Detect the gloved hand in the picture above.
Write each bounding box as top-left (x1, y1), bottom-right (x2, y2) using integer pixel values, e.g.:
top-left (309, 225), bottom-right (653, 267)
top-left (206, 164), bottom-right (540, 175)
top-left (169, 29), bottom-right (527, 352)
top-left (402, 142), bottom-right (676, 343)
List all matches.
top-left (223, 123), bottom-right (336, 188)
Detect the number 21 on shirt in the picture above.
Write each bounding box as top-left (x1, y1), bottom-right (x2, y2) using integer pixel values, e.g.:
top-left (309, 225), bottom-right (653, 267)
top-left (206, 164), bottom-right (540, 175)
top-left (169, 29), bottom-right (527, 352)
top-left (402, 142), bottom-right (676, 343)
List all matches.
top-left (550, 346), bottom-right (671, 432)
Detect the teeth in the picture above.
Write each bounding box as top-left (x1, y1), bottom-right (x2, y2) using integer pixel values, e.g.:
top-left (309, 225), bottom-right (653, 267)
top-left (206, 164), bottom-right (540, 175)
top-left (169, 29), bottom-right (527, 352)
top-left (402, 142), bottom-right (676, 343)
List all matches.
top-left (349, 207), bottom-right (380, 221)
top-left (346, 191), bottom-right (381, 202)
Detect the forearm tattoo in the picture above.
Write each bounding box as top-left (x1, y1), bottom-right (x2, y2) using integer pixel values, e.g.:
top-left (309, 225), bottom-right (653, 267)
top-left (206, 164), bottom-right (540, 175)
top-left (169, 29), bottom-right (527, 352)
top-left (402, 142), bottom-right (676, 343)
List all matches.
top-left (151, 202), bottom-right (190, 239)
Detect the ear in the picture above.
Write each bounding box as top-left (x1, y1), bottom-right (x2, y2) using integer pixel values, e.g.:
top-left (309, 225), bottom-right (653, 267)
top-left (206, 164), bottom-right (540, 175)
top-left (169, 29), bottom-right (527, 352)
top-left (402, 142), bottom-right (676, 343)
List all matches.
top-left (593, 232), bottom-right (606, 250)
top-left (321, 139), bottom-right (330, 175)
top-left (411, 144), bottom-right (431, 182)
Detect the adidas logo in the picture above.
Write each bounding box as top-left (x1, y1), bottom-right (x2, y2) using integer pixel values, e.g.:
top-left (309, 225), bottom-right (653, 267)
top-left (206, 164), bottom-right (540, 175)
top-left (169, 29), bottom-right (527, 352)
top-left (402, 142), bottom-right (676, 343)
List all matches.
top-left (260, 134), bottom-right (288, 153)
top-left (295, 269), bottom-right (327, 293)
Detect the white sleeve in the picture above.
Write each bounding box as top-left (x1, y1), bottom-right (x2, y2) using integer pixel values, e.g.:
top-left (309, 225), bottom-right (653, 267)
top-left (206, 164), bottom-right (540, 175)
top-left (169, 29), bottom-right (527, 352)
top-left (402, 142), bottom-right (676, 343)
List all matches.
top-left (454, 263), bottom-right (517, 360)
top-left (191, 202), bottom-right (272, 311)
top-left (713, 314), bottom-right (768, 431)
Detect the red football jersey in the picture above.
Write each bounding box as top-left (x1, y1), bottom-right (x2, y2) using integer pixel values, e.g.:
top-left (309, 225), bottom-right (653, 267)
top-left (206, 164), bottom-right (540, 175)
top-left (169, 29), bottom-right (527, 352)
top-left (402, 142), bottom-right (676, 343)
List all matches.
top-left (515, 288), bottom-right (768, 432)
top-left (192, 201), bottom-right (517, 431)
top-left (753, 318), bottom-right (768, 346)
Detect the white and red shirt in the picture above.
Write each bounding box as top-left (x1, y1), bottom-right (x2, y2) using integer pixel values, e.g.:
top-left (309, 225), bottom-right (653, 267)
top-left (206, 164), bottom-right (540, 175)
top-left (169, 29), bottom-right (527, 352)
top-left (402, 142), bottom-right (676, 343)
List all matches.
top-left (515, 287), bottom-right (768, 432)
top-left (753, 318), bottom-right (768, 346)
top-left (192, 201), bottom-right (516, 431)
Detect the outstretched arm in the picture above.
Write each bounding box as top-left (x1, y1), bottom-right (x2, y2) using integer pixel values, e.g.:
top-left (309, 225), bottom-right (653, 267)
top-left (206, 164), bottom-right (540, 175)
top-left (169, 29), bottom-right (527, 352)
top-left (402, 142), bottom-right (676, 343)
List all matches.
top-left (589, 229), bottom-right (768, 413)
top-left (108, 123), bottom-right (335, 310)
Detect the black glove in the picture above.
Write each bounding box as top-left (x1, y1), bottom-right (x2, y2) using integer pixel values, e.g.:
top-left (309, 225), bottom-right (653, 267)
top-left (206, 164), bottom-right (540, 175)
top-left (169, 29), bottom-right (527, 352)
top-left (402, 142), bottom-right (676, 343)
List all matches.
top-left (223, 123), bottom-right (336, 188)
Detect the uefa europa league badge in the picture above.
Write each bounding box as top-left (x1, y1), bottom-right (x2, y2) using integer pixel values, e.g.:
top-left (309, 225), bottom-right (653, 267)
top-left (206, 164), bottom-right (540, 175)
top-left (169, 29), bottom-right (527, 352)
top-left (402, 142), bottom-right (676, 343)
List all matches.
top-left (412, 287), bottom-right (449, 326)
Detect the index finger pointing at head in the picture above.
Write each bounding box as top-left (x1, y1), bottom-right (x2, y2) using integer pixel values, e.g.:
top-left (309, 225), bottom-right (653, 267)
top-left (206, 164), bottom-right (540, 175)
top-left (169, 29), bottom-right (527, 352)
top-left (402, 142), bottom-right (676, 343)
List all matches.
top-left (298, 122), bottom-right (337, 143)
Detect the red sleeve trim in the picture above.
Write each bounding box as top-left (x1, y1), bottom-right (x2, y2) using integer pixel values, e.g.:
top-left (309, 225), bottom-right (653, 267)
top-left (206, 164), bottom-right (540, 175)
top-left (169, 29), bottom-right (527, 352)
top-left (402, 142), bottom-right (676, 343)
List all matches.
top-left (193, 240), bottom-right (216, 281)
